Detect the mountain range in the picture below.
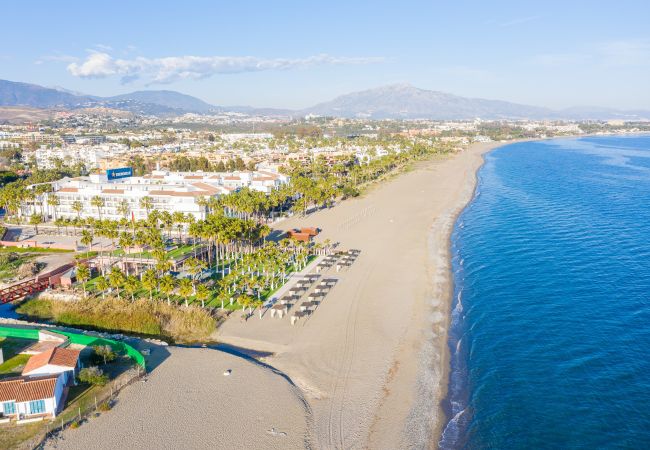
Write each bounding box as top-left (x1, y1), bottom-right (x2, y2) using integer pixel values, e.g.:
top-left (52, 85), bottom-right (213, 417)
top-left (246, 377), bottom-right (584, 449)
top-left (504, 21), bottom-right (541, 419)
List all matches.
top-left (0, 79), bottom-right (648, 121)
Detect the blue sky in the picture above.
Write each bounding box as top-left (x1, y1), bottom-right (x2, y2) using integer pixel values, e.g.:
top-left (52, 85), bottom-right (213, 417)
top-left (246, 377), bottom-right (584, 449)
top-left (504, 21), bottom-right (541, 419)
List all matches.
top-left (2, 0), bottom-right (650, 109)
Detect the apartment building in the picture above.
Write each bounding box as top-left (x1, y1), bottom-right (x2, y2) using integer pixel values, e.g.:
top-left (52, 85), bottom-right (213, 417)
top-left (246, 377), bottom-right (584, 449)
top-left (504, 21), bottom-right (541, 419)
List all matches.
top-left (24, 168), bottom-right (289, 221)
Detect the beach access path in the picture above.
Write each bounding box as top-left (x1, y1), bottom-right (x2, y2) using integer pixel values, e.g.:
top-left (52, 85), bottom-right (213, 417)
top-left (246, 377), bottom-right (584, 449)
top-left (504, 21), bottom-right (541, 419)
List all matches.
top-left (216, 142), bottom-right (500, 449)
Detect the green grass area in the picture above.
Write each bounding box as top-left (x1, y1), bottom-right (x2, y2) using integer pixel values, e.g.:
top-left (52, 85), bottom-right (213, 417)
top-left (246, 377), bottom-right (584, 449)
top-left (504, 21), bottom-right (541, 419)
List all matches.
top-left (0, 246), bottom-right (74, 254)
top-left (0, 354), bottom-right (30, 377)
top-left (111, 244), bottom-right (195, 261)
top-left (0, 337), bottom-right (33, 378)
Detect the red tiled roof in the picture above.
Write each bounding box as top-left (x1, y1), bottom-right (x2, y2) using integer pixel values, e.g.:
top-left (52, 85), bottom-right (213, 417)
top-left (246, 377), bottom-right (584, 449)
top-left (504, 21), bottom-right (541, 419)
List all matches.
top-left (22, 347), bottom-right (80, 375)
top-left (190, 182), bottom-right (219, 194)
top-left (0, 375), bottom-right (59, 402)
top-left (57, 187), bottom-right (78, 193)
top-left (102, 189), bottom-right (124, 194)
top-left (0, 378), bottom-right (22, 402)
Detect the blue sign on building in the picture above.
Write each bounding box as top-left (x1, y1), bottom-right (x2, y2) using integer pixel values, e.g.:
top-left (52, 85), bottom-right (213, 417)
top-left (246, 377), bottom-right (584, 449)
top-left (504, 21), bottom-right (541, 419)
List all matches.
top-left (106, 167), bottom-right (133, 180)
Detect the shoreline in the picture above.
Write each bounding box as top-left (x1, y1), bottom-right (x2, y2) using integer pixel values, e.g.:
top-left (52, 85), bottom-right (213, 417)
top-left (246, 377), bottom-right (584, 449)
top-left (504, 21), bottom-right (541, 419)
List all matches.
top-left (405, 141), bottom-right (506, 448)
top-left (430, 141), bottom-right (506, 446)
top-left (216, 140), bottom-right (508, 448)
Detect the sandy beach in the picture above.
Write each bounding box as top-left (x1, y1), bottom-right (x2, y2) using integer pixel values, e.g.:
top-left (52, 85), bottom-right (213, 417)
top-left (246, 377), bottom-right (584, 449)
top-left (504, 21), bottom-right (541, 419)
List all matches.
top-left (46, 346), bottom-right (311, 450)
top-left (217, 141), bottom-right (501, 448)
top-left (43, 141), bottom-right (499, 450)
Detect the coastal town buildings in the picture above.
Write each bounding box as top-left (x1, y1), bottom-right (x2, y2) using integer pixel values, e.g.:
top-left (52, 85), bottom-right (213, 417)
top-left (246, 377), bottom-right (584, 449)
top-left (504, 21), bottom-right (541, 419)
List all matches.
top-left (21, 168), bottom-right (289, 221)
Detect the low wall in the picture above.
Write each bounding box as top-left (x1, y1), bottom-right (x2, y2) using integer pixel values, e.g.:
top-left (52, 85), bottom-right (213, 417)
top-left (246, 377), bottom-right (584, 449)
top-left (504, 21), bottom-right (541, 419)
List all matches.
top-left (0, 324), bottom-right (146, 370)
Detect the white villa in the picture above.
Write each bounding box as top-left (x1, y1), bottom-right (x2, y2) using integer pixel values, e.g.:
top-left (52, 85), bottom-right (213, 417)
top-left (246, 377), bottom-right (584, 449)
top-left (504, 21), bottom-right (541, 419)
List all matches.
top-left (0, 374), bottom-right (67, 421)
top-left (22, 347), bottom-right (81, 386)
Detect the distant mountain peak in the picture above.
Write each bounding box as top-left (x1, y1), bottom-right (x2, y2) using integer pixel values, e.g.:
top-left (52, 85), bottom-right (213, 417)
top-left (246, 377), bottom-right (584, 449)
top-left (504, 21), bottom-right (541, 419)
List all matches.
top-left (1, 79), bottom-right (648, 120)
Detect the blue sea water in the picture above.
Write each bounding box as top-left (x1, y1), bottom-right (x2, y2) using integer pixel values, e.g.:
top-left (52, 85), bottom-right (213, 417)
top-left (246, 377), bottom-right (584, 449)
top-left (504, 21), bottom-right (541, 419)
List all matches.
top-left (440, 136), bottom-right (650, 449)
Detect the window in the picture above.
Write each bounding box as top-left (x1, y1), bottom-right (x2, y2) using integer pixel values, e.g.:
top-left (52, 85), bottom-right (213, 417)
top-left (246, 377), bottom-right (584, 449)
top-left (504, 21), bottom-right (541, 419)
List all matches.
top-left (2, 401), bottom-right (16, 414)
top-left (28, 400), bottom-right (46, 414)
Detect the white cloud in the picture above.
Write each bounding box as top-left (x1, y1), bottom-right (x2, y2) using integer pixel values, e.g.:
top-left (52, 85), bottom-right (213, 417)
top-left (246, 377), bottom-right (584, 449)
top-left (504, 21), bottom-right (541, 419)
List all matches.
top-left (67, 52), bottom-right (385, 84)
top-left (35, 54), bottom-right (79, 65)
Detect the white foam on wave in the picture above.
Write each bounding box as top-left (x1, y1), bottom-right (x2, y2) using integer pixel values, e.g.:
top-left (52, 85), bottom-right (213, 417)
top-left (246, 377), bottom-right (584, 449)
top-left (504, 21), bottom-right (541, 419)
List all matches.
top-left (453, 290), bottom-right (463, 314)
top-left (438, 407), bottom-right (467, 449)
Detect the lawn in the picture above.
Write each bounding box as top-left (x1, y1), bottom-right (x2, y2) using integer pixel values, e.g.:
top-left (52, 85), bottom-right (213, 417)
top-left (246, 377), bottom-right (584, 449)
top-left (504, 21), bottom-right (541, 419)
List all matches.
top-left (0, 246), bottom-right (73, 254)
top-left (110, 244), bottom-right (195, 261)
top-left (0, 337), bottom-right (33, 378)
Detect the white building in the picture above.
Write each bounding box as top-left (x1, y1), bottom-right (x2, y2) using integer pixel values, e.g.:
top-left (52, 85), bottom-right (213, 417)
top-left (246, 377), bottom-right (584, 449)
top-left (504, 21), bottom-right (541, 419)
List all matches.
top-left (22, 347), bottom-right (81, 386)
top-left (25, 168), bottom-right (289, 221)
top-left (0, 373), bottom-right (66, 420)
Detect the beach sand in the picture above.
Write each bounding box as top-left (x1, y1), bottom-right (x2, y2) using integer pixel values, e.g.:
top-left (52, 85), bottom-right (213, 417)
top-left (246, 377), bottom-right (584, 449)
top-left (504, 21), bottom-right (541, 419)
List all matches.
top-left (45, 141), bottom-right (498, 450)
top-left (217, 141), bottom-right (500, 448)
top-left (46, 346), bottom-right (311, 450)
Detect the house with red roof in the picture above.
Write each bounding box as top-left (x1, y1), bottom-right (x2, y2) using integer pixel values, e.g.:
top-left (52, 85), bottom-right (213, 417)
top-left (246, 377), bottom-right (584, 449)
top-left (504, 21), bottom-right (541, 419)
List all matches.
top-left (0, 374), bottom-right (66, 421)
top-left (21, 347), bottom-right (80, 386)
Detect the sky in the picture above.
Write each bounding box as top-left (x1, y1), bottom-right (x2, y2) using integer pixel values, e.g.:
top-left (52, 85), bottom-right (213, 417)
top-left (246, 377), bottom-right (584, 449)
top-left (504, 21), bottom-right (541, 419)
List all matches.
top-left (1, 0), bottom-right (650, 110)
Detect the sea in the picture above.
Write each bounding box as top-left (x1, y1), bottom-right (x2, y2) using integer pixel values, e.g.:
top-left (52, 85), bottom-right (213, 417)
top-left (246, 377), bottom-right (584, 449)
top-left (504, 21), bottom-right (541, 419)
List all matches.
top-left (440, 135), bottom-right (650, 449)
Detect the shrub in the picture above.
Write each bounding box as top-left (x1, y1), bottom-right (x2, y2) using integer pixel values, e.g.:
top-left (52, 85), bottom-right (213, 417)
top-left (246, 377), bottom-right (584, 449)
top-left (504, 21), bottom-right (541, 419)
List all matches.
top-left (0, 251), bottom-right (18, 265)
top-left (17, 261), bottom-right (42, 278)
top-left (78, 366), bottom-right (108, 386)
top-left (92, 345), bottom-right (117, 365)
top-left (15, 297), bottom-right (215, 343)
top-left (69, 420), bottom-right (80, 429)
top-left (98, 402), bottom-right (111, 412)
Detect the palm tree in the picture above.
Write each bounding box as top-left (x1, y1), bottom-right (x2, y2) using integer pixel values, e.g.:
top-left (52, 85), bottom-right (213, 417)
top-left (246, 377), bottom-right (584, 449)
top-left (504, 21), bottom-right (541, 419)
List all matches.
top-left (172, 211), bottom-right (185, 242)
top-left (76, 264), bottom-right (90, 298)
top-left (81, 229), bottom-right (93, 256)
top-left (159, 274), bottom-right (176, 305)
top-left (117, 199), bottom-right (130, 221)
top-left (139, 196), bottom-right (153, 219)
top-left (141, 269), bottom-right (157, 301)
top-left (123, 275), bottom-right (139, 301)
top-left (118, 232), bottom-right (134, 275)
top-left (108, 266), bottom-right (125, 299)
top-left (195, 284), bottom-right (210, 308)
top-left (72, 200), bottom-right (83, 220)
top-left (91, 196), bottom-right (105, 220)
top-left (184, 257), bottom-right (205, 294)
top-left (238, 294), bottom-right (253, 316)
top-left (29, 214), bottom-right (43, 234)
top-left (252, 298), bottom-right (265, 319)
top-left (47, 195), bottom-right (60, 221)
top-left (178, 278), bottom-right (193, 307)
top-left (95, 276), bottom-right (109, 299)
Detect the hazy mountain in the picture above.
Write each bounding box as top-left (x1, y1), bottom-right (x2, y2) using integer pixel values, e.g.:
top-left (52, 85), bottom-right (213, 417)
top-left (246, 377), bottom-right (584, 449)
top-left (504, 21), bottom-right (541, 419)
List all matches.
top-left (0, 80), bottom-right (214, 115)
top-left (107, 90), bottom-right (215, 113)
top-left (1, 79), bottom-right (648, 120)
top-left (304, 83), bottom-right (557, 120)
top-left (0, 80), bottom-right (94, 108)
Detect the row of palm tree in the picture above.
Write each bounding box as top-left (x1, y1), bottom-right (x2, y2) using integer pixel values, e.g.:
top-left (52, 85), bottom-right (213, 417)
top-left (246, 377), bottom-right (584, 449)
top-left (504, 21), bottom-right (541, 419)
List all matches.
top-left (76, 236), bottom-right (312, 315)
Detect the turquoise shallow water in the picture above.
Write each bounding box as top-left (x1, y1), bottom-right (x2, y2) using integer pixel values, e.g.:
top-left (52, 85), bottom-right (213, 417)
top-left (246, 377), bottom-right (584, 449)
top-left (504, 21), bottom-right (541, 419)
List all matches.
top-left (440, 136), bottom-right (650, 449)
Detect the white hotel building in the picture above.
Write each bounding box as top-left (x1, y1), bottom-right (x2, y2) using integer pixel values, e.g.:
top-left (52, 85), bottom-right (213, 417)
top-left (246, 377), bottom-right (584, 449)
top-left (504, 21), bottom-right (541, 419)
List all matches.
top-left (27, 169), bottom-right (288, 222)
